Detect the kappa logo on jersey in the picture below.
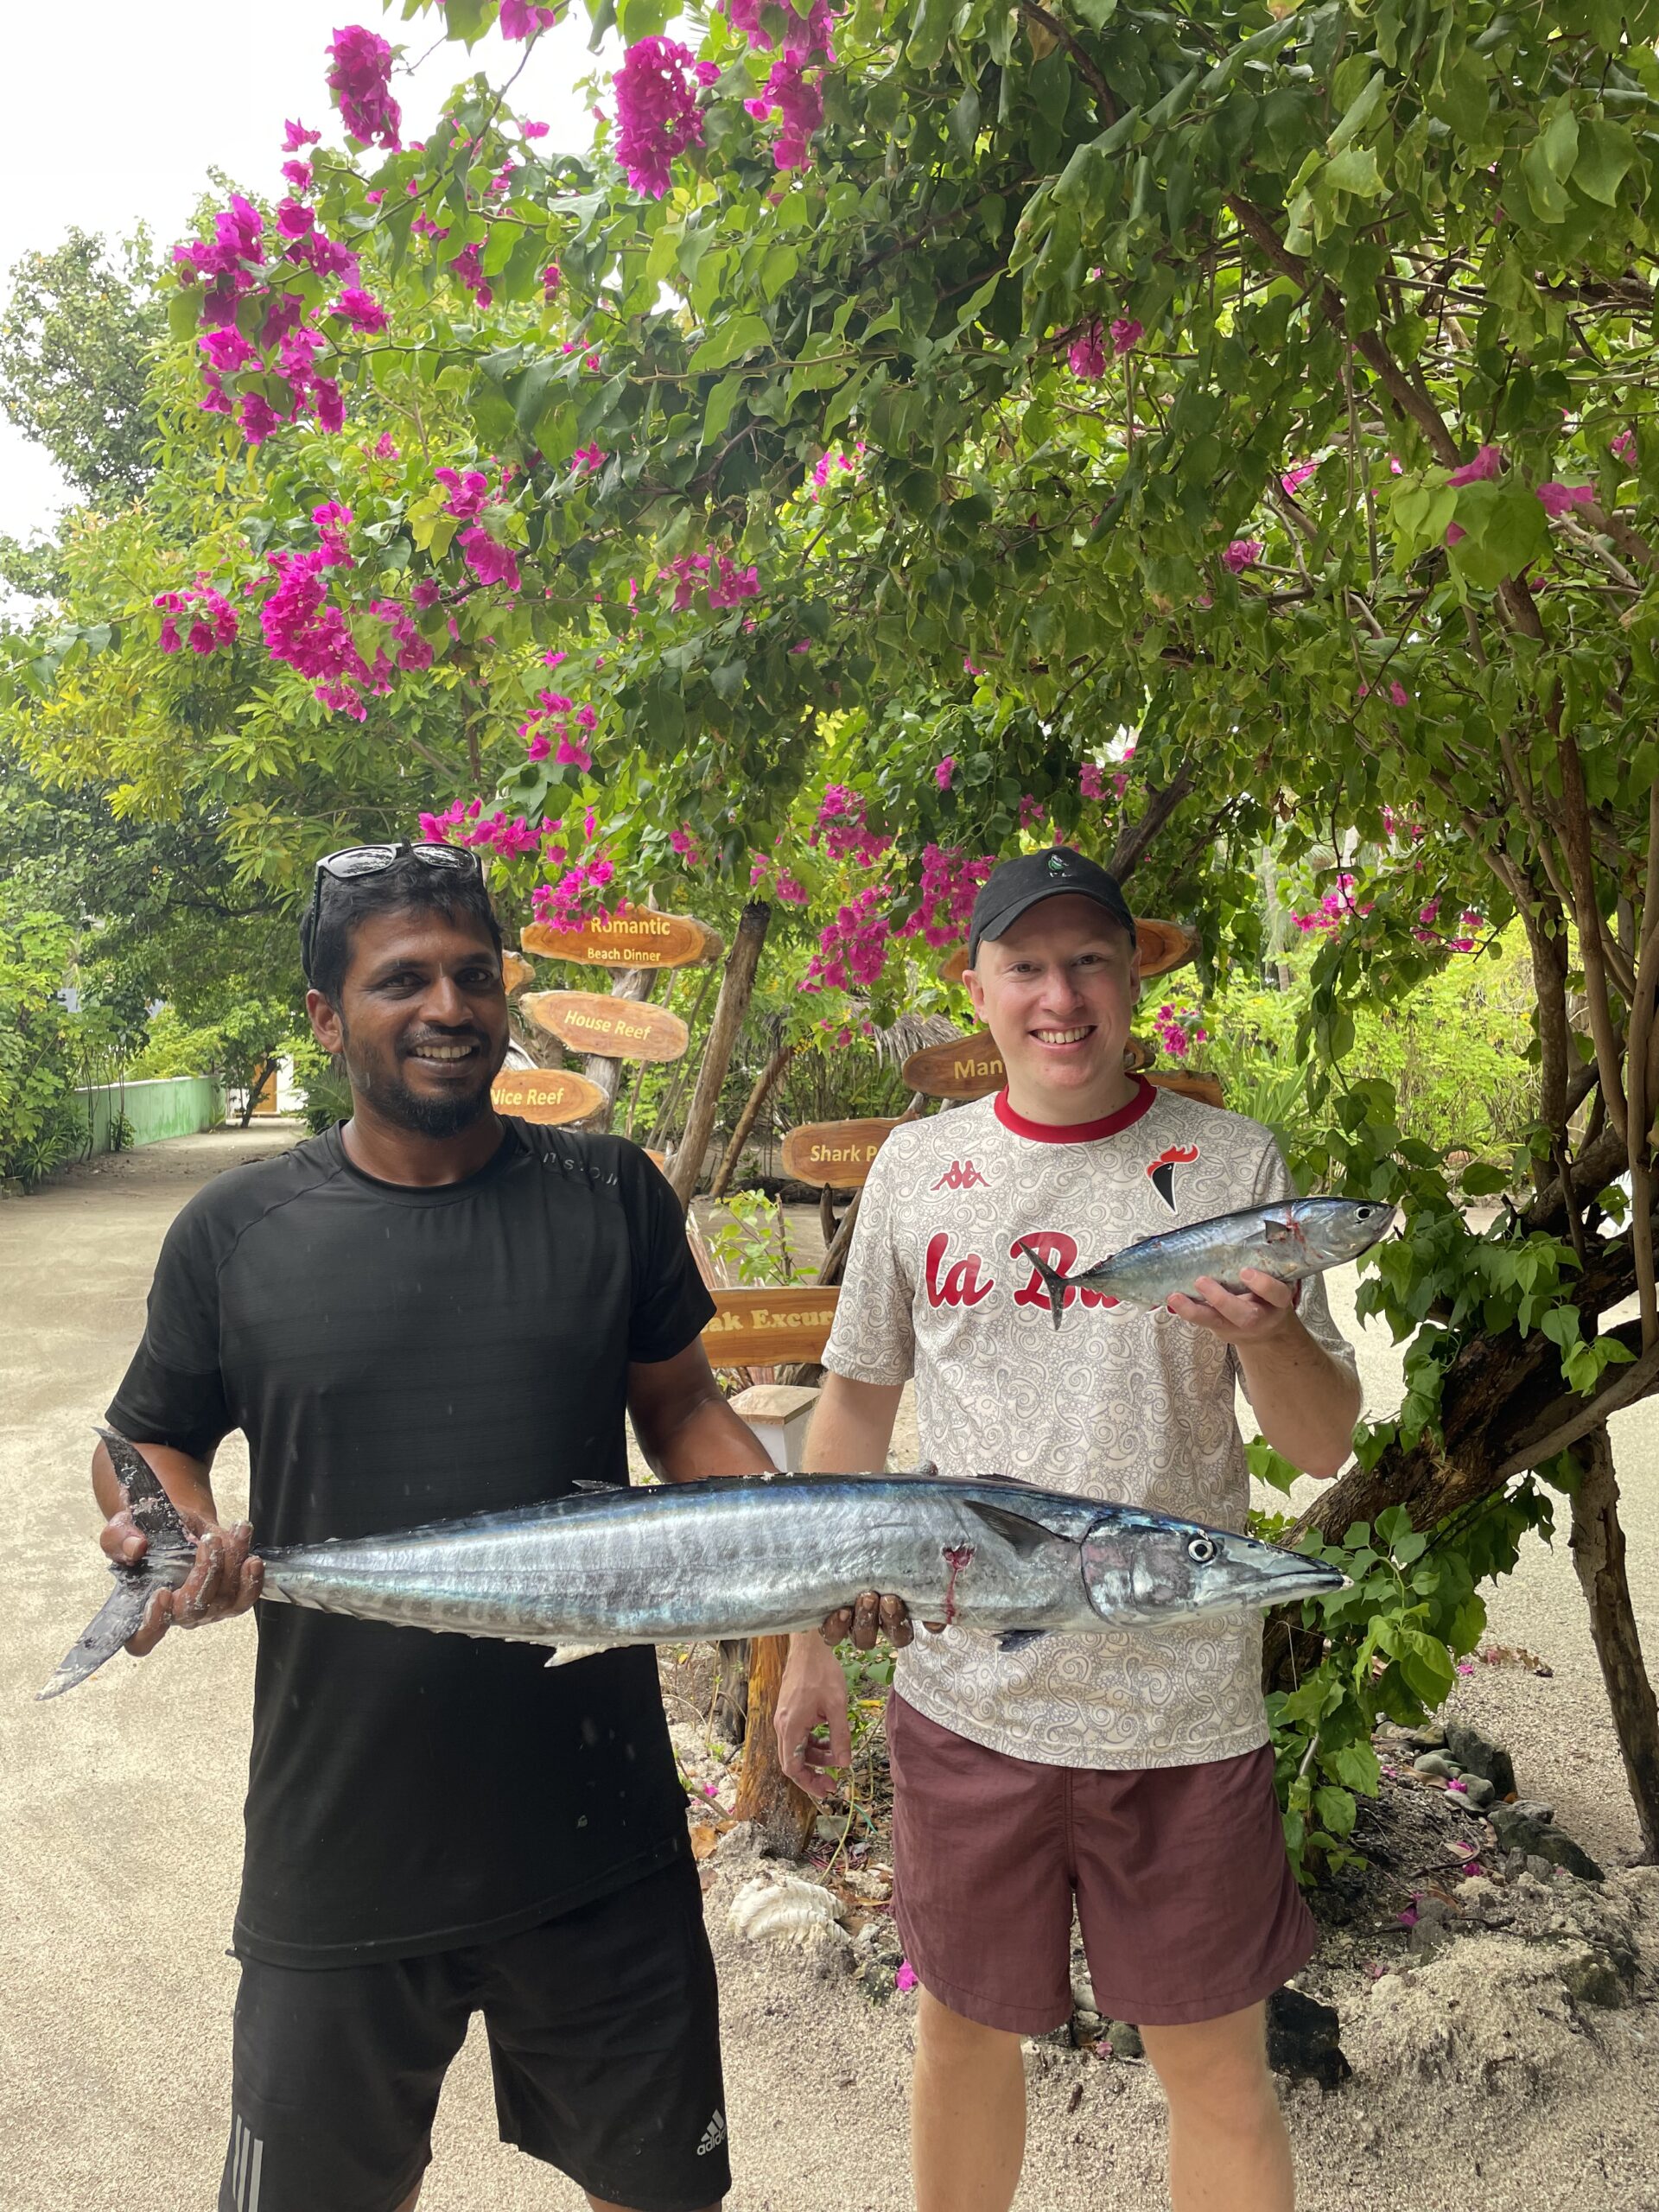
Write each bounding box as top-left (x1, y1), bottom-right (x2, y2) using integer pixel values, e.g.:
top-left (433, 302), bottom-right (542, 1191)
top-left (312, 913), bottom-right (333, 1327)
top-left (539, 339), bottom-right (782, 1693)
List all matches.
top-left (1147, 1142), bottom-right (1199, 1211)
top-left (697, 2110), bottom-right (728, 2157)
top-left (931, 1158), bottom-right (990, 1192)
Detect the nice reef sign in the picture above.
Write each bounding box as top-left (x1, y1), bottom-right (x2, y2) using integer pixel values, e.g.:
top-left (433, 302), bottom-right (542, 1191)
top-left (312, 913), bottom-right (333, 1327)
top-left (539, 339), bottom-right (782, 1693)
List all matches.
top-left (491, 1067), bottom-right (609, 1125)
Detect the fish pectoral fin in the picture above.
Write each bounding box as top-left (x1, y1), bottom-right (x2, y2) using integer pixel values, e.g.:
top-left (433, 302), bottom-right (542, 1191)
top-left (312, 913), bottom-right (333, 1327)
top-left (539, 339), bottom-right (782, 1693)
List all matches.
top-left (995, 1628), bottom-right (1049, 1655)
top-left (543, 1641), bottom-right (630, 1669)
top-left (963, 1501), bottom-right (1063, 1559)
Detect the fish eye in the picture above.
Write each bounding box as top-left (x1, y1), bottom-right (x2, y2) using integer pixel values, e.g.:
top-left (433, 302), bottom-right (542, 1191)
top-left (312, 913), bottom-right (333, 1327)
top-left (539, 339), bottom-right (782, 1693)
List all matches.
top-left (1185, 1536), bottom-right (1217, 1564)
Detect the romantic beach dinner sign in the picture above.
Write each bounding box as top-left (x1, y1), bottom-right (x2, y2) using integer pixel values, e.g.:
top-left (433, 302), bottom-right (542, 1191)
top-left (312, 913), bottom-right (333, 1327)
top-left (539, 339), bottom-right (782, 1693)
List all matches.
top-left (521, 990), bottom-right (690, 1065)
top-left (780, 1119), bottom-right (903, 1189)
top-left (490, 1067), bottom-right (608, 1125)
top-left (520, 907), bottom-right (719, 969)
top-left (701, 1287), bottom-right (842, 1368)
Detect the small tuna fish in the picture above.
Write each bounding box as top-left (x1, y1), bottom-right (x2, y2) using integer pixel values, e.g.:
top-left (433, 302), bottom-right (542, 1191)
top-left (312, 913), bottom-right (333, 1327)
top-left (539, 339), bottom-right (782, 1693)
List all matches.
top-left (1014, 1196), bottom-right (1394, 1329)
top-left (39, 1428), bottom-right (1345, 1698)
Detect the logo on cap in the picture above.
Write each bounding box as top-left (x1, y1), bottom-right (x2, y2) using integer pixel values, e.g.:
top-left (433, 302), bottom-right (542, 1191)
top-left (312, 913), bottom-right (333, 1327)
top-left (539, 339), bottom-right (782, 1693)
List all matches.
top-left (1046, 852), bottom-right (1070, 876)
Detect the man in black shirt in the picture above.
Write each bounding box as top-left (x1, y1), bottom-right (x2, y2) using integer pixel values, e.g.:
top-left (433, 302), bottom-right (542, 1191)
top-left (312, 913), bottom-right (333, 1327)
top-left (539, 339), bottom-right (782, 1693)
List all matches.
top-left (95, 842), bottom-right (766, 2212)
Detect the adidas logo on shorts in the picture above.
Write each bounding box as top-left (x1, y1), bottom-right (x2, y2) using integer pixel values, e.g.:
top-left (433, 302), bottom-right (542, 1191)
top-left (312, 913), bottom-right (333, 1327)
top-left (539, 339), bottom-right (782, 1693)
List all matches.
top-left (696, 2109), bottom-right (728, 2157)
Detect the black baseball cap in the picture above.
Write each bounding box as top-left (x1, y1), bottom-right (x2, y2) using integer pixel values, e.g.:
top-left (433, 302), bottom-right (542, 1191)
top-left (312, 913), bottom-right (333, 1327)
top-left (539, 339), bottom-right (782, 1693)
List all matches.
top-left (967, 846), bottom-right (1137, 965)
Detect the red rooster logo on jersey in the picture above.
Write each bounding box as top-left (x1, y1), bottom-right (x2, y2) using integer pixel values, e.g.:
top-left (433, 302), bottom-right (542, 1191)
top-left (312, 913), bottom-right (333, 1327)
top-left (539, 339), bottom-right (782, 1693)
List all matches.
top-left (1147, 1142), bottom-right (1199, 1210)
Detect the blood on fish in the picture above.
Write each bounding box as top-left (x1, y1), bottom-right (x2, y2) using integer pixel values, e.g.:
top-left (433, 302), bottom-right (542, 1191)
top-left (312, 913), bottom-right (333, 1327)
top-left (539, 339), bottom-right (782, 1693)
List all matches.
top-left (941, 1542), bottom-right (975, 1625)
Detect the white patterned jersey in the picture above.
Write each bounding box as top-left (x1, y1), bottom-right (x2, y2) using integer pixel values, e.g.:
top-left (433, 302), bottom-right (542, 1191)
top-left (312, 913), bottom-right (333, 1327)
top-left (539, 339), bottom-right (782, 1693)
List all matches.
top-left (822, 1079), bottom-right (1358, 1770)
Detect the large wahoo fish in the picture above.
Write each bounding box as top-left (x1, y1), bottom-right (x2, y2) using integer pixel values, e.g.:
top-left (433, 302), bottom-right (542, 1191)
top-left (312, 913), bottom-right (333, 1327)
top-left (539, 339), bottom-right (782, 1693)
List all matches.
top-left (39, 1430), bottom-right (1344, 1700)
top-left (1015, 1197), bottom-right (1394, 1329)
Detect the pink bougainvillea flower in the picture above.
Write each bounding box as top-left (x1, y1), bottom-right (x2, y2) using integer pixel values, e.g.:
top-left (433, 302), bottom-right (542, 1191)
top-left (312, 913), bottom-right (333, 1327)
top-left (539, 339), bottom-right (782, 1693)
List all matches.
top-left (934, 756), bottom-right (956, 791)
top-left (435, 467), bottom-right (492, 518)
top-left (276, 197), bottom-right (316, 240)
top-left (1109, 317), bottom-right (1142, 355)
top-left (327, 25), bottom-right (403, 149)
top-left (542, 263), bottom-right (563, 301)
top-left (613, 36), bottom-right (706, 198)
top-left (894, 1961), bottom-right (918, 1993)
top-left (573, 445), bottom-right (607, 469)
top-left (1018, 794), bottom-right (1046, 832)
top-left (1446, 521), bottom-right (1467, 546)
top-left (458, 524), bottom-right (522, 592)
top-left (522, 118), bottom-right (550, 139)
top-left (1281, 461), bottom-right (1318, 495)
top-left (499, 0), bottom-right (560, 35)
top-left (1611, 428), bottom-right (1637, 464)
top-left (283, 118), bottom-right (321, 151)
top-left (1068, 319), bottom-right (1106, 381)
top-left (1222, 538), bottom-right (1262, 573)
top-left (1079, 762), bottom-right (1106, 800)
top-left (1446, 443), bottom-right (1502, 486)
top-left (313, 501), bottom-right (355, 567)
top-left (1535, 481), bottom-right (1595, 518)
top-left (334, 287), bottom-right (388, 333)
top-left (282, 160), bottom-right (315, 194)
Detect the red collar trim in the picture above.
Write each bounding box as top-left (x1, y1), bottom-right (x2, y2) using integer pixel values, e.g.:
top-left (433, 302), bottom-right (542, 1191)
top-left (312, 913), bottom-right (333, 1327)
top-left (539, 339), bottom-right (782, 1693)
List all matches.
top-left (994, 1076), bottom-right (1157, 1145)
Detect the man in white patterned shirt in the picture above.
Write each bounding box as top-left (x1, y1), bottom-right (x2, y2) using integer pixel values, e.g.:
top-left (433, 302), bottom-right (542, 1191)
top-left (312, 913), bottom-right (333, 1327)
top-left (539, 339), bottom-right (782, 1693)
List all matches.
top-left (776, 849), bottom-right (1360, 2212)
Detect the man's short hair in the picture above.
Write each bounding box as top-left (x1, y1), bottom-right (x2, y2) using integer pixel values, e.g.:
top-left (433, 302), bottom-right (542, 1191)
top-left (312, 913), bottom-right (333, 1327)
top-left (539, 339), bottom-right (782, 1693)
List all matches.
top-left (301, 851), bottom-right (505, 1006)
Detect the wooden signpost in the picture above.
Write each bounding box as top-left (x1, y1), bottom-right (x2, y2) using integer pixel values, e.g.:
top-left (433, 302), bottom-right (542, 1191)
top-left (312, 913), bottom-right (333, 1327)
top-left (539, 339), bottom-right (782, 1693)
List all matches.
top-left (520, 907), bottom-right (719, 969)
top-left (938, 917), bottom-right (1198, 985)
top-left (900, 1030), bottom-right (1005, 1099)
top-left (501, 950), bottom-right (536, 995)
top-left (520, 990), bottom-right (690, 1065)
top-left (779, 1118), bottom-right (901, 1190)
top-left (490, 1067), bottom-right (608, 1125)
top-left (902, 1033), bottom-right (1223, 1109)
top-left (701, 1287), bottom-right (842, 1368)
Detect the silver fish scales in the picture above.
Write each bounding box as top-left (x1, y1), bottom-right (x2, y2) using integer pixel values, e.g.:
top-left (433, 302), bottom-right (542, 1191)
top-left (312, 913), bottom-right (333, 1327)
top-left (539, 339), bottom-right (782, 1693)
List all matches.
top-left (1015, 1196), bottom-right (1394, 1327)
top-left (39, 1430), bottom-right (1346, 1699)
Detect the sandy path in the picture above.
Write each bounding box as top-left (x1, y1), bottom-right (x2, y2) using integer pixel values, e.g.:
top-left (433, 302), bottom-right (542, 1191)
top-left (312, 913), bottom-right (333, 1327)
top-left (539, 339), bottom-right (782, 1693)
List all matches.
top-left (3, 1132), bottom-right (1657, 2210)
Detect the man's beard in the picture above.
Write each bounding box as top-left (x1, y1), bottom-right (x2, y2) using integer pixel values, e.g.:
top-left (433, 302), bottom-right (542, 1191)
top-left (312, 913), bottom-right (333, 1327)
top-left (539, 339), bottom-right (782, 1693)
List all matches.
top-left (341, 1029), bottom-right (497, 1139)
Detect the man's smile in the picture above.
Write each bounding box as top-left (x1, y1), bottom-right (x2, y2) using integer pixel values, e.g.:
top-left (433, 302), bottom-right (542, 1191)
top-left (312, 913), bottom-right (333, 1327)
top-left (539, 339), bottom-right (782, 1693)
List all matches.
top-left (1031, 1025), bottom-right (1096, 1046)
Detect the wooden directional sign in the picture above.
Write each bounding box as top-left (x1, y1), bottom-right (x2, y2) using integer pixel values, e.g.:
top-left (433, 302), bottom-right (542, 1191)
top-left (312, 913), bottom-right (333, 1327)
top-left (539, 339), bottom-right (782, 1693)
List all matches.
top-left (904, 1031), bottom-right (1217, 1107)
top-left (501, 950), bottom-right (536, 995)
top-left (521, 906), bottom-right (718, 969)
top-left (781, 1118), bottom-right (901, 1189)
top-left (901, 1030), bottom-right (1005, 1100)
top-left (1146, 1070), bottom-right (1225, 1109)
top-left (521, 990), bottom-right (690, 1065)
top-left (491, 1067), bottom-right (607, 1125)
top-left (938, 918), bottom-right (1196, 983)
top-left (701, 1287), bottom-right (842, 1368)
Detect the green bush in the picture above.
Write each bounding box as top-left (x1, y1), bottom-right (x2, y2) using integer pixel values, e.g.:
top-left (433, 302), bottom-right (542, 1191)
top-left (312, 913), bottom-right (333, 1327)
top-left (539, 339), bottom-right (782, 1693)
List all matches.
top-left (0, 910), bottom-right (92, 1187)
top-left (124, 1005), bottom-right (223, 1081)
top-left (289, 1032), bottom-right (351, 1135)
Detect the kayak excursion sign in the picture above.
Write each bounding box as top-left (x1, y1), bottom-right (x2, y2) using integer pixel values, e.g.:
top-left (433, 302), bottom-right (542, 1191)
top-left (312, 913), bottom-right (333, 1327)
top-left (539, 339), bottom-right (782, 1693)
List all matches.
top-left (521, 990), bottom-right (690, 1065)
top-left (520, 906), bottom-right (719, 969)
top-left (490, 1067), bottom-right (608, 1125)
top-left (780, 1118), bottom-right (902, 1189)
top-left (701, 1287), bottom-right (842, 1367)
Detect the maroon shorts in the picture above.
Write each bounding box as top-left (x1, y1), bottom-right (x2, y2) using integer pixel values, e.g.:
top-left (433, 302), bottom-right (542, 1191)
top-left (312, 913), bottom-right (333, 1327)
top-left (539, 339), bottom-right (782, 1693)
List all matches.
top-left (887, 1694), bottom-right (1317, 2034)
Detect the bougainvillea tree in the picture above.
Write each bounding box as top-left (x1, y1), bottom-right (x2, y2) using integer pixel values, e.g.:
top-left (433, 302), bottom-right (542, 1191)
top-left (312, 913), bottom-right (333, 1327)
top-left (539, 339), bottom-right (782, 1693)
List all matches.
top-left (7, 0), bottom-right (1659, 1856)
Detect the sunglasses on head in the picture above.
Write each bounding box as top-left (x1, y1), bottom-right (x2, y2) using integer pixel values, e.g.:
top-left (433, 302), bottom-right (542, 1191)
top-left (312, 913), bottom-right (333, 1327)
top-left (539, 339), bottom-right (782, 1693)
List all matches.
top-left (303, 841), bottom-right (484, 980)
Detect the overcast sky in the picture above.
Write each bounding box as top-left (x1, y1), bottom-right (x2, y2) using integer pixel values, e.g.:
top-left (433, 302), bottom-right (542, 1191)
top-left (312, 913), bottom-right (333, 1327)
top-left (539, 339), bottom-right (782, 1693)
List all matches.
top-left (0, 2), bottom-right (610, 541)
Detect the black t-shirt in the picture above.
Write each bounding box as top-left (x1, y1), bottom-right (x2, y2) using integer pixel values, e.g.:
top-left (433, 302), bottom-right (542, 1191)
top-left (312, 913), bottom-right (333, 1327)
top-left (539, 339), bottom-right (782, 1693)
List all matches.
top-left (107, 1118), bottom-right (715, 1968)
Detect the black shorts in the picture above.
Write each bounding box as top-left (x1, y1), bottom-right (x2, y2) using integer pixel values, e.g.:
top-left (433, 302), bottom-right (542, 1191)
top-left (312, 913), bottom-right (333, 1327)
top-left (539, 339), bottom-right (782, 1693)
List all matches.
top-left (218, 1856), bottom-right (729, 2212)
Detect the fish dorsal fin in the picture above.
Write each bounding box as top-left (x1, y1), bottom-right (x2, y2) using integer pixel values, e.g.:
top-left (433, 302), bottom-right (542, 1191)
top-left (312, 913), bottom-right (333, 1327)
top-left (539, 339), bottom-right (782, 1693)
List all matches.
top-left (570, 1478), bottom-right (626, 1492)
top-left (963, 1501), bottom-right (1061, 1558)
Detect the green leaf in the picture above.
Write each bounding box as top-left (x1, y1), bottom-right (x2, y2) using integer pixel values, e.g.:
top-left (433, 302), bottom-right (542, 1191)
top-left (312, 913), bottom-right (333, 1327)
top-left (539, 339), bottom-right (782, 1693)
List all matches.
top-left (701, 373), bottom-right (745, 448)
top-left (1324, 146), bottom-right (1384, 199)
top-left (687, 315), bottom-right (772, 372)
top-left (906, 0), bottom-right (953, 71)
top-left (1328, 70), bottom-right (1386, 154)
top-left (1446, 480), bottom-right (1551, 588)
top-left (1313, 1785), bottom-right (1357, 1840)
top-left (1541, 104), bottom-right (1581, 183)
top-left (1395, 1627), bottom-right (1457, 1707)
top-left (1573, 118), bottom-right (1637, 207)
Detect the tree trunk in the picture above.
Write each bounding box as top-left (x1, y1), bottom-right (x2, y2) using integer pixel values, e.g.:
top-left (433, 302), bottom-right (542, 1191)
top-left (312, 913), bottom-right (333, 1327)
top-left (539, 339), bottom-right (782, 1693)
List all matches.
top-left (1567, 1424), bottom-right (1659, 1860)
top-left (581, 969), bottom-right (657, 1132)
top-left (667, 902), bottom-right (771, 1211)
top-left (710, 1639), bottom-right (750, 1745)
top-left (709, 1042), bottom-right (796, 1200)
top-left (732, 1631), bottom-right (817, 1857)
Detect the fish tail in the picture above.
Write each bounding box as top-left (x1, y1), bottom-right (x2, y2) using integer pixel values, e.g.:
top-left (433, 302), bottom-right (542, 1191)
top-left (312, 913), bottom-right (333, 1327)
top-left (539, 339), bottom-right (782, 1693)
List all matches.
top-left (36, 1429), bottom-right (194, 1701)
top-left (1013, 1238), bottom-right (1071, 1331)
